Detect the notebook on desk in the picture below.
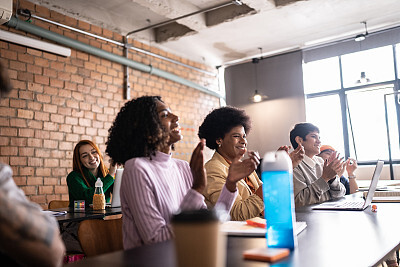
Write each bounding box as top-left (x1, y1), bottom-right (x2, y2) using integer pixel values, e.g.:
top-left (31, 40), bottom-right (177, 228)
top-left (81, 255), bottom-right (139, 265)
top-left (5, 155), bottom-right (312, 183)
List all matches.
top-left (111, 169), bottom-right (123, 208)
top-left (312, 160), bottom-right (384, 211)
top-left (363, 190), bottom-right (400, 203)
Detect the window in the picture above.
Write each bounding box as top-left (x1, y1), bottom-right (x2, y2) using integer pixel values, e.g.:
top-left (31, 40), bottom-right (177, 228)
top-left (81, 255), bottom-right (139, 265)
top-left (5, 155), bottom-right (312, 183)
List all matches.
top-left (303, 44), bottom-right (400, 175)
top-left (303, 57), bottom-right (341, 94)
top-left (341, 46), bottom-right (395, 88)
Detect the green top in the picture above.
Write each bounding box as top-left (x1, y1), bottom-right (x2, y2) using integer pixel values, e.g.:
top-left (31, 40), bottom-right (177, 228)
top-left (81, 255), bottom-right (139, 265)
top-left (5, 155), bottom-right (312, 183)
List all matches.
top-left (67, 168), bottom-right (114, 207)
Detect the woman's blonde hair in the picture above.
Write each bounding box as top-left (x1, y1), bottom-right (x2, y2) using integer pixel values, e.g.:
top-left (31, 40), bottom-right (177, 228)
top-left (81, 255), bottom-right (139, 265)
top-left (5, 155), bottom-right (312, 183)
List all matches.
top-left (72, 140), bottom-right (108, 187)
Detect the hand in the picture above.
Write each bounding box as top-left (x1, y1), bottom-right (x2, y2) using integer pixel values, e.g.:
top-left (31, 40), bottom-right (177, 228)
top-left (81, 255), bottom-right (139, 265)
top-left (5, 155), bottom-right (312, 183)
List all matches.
top-left (225, 150), bottom-right (260, 192)
top-left (108, 159), bottom-right (121, 176)
top-left (346, 158), bottom-right (358, 176)
top-left (277, 145), bottom-right (290, 154)
top-left (190, 139), bottom-right (207, 194)
top-left (289, 144), bottom-right (304, 168)
top-left (321, 151), bottom-right (344, 182)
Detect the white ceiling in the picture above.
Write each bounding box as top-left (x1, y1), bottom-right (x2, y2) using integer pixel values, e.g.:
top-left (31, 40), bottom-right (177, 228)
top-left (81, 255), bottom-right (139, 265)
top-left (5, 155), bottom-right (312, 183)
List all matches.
top-left (28, 0), bottom-right (400, 67)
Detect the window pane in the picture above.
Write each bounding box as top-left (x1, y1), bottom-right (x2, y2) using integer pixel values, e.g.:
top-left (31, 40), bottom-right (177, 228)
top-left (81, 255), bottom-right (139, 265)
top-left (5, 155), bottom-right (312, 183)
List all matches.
top-left (341, 46), bottom-right (395, 88)
top-left (305, 95), bottom-right (344, 154)
top-left (384, 92), bottom-right (400, 160)
top-left (303, 57), bottom-right (341, 94)
top-left (397, 44), bottom-right (400, 78)
top-left (346, 85), bottom-right (395, 161)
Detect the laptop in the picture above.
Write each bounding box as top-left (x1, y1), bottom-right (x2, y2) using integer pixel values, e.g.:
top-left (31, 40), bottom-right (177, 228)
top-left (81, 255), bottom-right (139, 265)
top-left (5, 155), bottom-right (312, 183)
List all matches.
top-left (312, 160), bottom-right (384, 211)
top-left (111, 169), bottom-right (124, 208)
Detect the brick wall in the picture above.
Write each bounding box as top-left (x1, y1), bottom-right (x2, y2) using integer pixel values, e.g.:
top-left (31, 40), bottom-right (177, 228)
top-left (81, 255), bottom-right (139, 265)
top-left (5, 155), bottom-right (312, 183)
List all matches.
top-left (0, 0), bottom-right (220, 208)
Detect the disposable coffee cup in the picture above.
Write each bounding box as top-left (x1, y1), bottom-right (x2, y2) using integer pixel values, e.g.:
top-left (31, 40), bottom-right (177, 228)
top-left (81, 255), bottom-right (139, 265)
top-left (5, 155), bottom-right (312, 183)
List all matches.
top-left (172, 209), bottom-right (226, 267)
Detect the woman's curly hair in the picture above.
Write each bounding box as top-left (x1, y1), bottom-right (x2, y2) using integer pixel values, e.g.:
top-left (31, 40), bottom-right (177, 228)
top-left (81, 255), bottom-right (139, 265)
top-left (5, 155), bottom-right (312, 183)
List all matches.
top-left (106, 96), bottom-right (168, 164)
top-left (198, 106), bottom-right (251, 150)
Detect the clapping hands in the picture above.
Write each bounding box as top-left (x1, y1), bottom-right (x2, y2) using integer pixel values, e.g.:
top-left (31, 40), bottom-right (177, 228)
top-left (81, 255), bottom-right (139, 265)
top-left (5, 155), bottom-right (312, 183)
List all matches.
top-left (225, 150), bottom-right (260, 192)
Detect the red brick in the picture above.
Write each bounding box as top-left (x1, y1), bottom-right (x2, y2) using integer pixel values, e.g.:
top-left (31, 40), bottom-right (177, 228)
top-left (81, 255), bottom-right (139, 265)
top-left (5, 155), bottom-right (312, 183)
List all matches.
top-left (50, 114), bottom-right (64, 123)
top-left (27, 120), bottom-right (43, 129)
top-left (28, 102), bottom-right (43, 111)
top-left (27, 177), bottom-right (44, 185)
top-left (19, 147), bottom-right (35, 156)
top-left (19, 167), bottom-right (34, 176)
top-left (1, 146), bottom-right (18, 155)
top-left (10, 156), bottom-right (27, 166)
top-left (9, 60), bottom-right (26, 71)
top-left (51, 150), bottom-right (65, 159)
top-left (52, 168), bottom-right (67, 177)
top-left (34, 111), bottom-right (50, 121)
top-left (44, 177), bottom-right (59, 185)
top-left (55, 185), bottom-right (68, 194)
top-left (10, 118), bottom-right (27, 128)
top-left (44, 158), bottom-right (59, 167)
top-left (35, 148), bottom-right (51, 158)
top-left (10, 137), bottom-right (27, 147)
top-left (34, 75), bottom-right (49, 85)
top-left (44, 68), bottom-right (57, 78)
top-left (22, 186), bottom-right (37, 195)
top-left (37, 168), bottom-right (51, 176)
top-left (72, 125), bottom-right (85, 134)
top-left (18, 90), bottom-right (33, 100)
top-left (27, 138), bottom-right (42, 147)
top-left (35, 130), bottom-right (50, 139)
top-left (29, 195), bottom-right (46, 204)
top-left (43, 122), bottom-right (58, 131)
top-left (59, 141), bottom-right (73, 151)
top-left (13, 176), bottom-right (27, 186)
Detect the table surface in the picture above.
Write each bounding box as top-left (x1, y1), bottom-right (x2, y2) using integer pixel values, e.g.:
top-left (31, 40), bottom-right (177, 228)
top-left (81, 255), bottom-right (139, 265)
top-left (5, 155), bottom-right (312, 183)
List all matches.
top-left (66, 198), bottom-right (400, 267)
top-left (52, 207), bottom-right (122, 224)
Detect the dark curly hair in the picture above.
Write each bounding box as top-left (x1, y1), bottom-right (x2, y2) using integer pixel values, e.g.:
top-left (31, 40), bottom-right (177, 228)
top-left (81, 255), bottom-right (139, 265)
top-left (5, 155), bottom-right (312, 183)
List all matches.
top-left (198, 106), bottom-right (251, 150)
top-left (106, 96), bottom-right (168, 164)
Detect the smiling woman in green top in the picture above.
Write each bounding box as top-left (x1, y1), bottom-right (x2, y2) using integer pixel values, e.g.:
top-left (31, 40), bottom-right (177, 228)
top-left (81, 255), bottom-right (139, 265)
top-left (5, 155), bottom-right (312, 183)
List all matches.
top-left (67, 140), bottom-right (117, 207)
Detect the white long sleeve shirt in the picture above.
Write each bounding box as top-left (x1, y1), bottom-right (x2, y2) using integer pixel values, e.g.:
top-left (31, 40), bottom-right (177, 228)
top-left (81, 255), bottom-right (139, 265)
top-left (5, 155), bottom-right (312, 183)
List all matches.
top-left (121, 151), bottom-right (237, 249)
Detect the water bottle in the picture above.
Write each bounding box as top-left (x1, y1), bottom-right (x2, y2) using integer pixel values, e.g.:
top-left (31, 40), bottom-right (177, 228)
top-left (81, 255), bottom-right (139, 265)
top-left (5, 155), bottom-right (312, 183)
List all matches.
top-left (93, 177), bottom-right (105, 210)
top-left (261, 150), bottom-right (297, 250)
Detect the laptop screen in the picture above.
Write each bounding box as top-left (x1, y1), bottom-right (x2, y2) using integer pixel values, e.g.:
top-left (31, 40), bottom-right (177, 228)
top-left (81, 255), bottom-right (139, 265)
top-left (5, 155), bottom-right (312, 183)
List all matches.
top-left (111, 169), bottom-right (124, 208)
top-left (362, 160), bottom-right (384, 208)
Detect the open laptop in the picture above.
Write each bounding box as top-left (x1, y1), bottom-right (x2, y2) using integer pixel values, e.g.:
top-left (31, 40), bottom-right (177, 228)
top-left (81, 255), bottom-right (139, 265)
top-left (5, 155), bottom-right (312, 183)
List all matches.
top-left (111, 168), bottom-right (124, 208)
top-left (312, 160), bottom-right (384, 211)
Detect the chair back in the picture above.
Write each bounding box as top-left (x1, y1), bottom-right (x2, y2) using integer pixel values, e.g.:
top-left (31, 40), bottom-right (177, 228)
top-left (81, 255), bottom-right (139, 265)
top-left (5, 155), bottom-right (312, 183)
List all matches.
top-left (77, 216), bottom-right (123, 257)
top-left (48, 200), bottom-right (69, 209)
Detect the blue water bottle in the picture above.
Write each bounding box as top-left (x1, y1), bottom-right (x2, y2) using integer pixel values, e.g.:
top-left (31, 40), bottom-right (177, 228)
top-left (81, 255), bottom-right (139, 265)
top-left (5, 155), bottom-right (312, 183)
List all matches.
top-left (261, 151), bottom-right (297, 250)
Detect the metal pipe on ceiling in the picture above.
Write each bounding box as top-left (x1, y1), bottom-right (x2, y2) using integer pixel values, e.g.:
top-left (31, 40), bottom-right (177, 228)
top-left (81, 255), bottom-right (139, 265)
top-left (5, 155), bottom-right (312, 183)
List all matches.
top-left (5, 16), bottom-right (223, 99)
top-left (22, 12), bottom-right (216, 77)
top-left (125, 0), bottom-right (241, 36)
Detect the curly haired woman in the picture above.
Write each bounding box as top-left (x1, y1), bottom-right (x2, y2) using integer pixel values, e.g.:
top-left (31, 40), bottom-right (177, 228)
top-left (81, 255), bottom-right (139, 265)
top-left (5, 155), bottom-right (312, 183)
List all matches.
top-left (106, 96), bottom-right (259, 249)
top-left (198, 106), bottom-right (264, 221)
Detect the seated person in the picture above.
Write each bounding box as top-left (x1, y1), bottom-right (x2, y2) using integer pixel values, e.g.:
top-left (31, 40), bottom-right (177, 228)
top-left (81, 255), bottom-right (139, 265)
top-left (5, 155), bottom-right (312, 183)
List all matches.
top-left (67, 140), bottom-right (118, 207)
top-left (289, 123), bottom-right (346, 207)
top-left (106, 96), bottom-right (258, 249)
top-left (318, 145), bottom-right (359, 194)
top-left (0, 60), bottom-right (65, 266)
top-left (198, 106), bottom-right (263, 221)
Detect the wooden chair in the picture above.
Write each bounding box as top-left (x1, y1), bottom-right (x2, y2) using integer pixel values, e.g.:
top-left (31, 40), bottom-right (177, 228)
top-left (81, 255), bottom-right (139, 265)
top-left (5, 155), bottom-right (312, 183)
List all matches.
top-left (77, 216), bottom-right (123, 257)
top-left (48, 200), bottom-right (69, 209)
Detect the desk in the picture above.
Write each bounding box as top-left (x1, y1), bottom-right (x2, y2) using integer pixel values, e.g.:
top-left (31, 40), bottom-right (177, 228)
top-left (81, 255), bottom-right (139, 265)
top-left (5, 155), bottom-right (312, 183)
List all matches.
top-left (66, 202), bottom-right (400, 267)
top-left (51, 207), bottom-right (122, 224)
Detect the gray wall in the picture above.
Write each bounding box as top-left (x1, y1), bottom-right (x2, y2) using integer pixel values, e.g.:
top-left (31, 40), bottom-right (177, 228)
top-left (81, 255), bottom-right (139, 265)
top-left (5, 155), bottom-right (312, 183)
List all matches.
top-left (224, 51), bottom-right (306, 157)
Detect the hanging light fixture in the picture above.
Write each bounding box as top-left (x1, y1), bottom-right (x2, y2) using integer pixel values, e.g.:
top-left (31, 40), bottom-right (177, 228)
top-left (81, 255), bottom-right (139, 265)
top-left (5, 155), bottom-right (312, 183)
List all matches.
top-left (354, 21), bottom-right (369, 42)
top-left (356, 71), bottom-right (370, 84)
top-left (354, 22), bottom-right (371, 85)
top-left (250, 48), bottom-right (267, 103)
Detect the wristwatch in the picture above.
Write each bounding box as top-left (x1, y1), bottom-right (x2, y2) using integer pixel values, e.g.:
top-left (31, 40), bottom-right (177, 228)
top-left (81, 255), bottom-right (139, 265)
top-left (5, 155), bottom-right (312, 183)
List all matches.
top-left (348, 175), bottom-right (356, 179)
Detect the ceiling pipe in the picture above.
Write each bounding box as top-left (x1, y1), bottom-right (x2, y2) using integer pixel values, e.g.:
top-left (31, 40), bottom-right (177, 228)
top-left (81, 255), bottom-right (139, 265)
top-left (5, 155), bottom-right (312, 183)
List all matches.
top-left (5, 16), bottom-right (223, 99)
top-left (17, 10), bottom-right (216, 77)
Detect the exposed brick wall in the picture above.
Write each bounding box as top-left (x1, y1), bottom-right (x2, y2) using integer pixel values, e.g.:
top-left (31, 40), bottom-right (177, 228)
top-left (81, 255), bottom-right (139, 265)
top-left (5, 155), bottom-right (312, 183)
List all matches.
top-left (0, 0), bottom-right (220, 208)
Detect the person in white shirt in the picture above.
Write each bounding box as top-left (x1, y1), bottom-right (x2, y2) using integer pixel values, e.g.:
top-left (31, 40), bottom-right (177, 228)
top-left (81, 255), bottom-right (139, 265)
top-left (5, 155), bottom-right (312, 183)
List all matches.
top-left (289, 123), bottom-right (346, 207)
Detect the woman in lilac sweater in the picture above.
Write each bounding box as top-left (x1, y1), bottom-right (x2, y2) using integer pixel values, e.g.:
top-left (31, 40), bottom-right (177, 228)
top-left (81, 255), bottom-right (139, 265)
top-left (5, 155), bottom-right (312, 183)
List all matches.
top-left (106, 96), bottom-right (260, 249)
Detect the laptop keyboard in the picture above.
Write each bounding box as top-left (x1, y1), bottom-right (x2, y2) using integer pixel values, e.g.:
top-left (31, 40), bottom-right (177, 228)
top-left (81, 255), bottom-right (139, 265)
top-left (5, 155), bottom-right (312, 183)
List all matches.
top-left (337, 201), bottom-right (364, 209)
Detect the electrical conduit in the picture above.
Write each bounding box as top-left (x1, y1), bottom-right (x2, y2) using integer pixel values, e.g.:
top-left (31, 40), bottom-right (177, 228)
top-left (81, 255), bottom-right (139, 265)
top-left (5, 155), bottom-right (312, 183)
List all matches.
top-left (6, 16), bottom-right (223, 99)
